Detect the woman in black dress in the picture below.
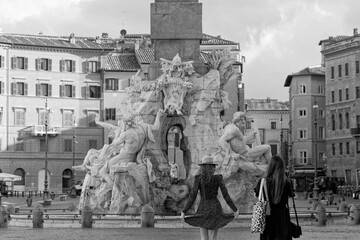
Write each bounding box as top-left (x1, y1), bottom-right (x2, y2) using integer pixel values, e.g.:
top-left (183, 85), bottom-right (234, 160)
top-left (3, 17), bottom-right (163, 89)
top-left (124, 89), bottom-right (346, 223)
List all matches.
top-left (254, 155), bottom-right (294, 240)
top-left (180, 155), bottom-right (239, 240)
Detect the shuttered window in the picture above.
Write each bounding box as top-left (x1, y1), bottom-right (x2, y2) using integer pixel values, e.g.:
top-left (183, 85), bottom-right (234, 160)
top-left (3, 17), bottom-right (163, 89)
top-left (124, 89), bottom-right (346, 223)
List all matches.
top-left (36, 83), bottom-right (52, 96)
top-left (15, 109), bottom-right (25, 126)
top-left (105, 78), bottom-right (119, 90)
top-left (36, 58), bottom-right (52, 71)
top-left (38, 110), bottom-right (46, 125)
top-left (105, 108), bottom-right (116, 120)
top-left (60, 59), bottom-right (76, 72)
top-left (11, 82), bottom-right (28, 95)
top-left (0, 81), bottom-right (4, 94)
top-left (63, 111), bottom-right (73, 127)
top-left (83, 61), bottom-right (100, 73)
top-left (0, 55), bottom-right (4, 68)
top-left (11, 57), bottom-right (28, 70)
top-left (64, 139), bottom-right (73, 152)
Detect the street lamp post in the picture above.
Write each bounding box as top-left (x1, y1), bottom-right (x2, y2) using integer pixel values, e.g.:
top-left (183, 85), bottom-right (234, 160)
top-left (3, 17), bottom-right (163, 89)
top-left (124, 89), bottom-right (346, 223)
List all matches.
top-left (280, 114), bottom-right (283, 158)
top-left (72, 127), bottom-right (76, 185)
top-left (70, 119), bottom-right (78, 198)
top-left (313, 101), bottom-right (319, 201)
top-left (43, 98), bottom-right (49, 202)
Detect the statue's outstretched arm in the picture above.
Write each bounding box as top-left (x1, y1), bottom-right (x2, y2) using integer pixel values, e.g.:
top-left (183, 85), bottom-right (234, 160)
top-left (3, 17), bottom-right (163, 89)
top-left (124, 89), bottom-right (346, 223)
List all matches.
top-left (95, 113), bottom-right (117, 131)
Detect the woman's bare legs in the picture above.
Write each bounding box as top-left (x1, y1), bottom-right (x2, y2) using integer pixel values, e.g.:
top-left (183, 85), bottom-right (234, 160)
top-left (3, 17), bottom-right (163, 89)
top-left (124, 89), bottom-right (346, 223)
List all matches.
top-left (209, 229), bottom-right (218, 240)
top-left (200, 228), bottom-right (209, 240)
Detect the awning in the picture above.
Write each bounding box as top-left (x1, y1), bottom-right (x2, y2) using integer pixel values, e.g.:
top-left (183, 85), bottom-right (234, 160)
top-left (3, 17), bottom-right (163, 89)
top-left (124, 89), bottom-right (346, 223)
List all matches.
top-left (0, 173), bottom-right (22, 182)
top-left (292, 169), bottom-right (326, 178)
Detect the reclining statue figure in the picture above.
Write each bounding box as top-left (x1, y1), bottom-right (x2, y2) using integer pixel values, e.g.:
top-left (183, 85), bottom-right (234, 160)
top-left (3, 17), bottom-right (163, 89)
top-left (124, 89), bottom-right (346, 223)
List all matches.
top-left (73, 109), bottom-right (165, 206)
top-left (217, 111), bottom-right (271, 177)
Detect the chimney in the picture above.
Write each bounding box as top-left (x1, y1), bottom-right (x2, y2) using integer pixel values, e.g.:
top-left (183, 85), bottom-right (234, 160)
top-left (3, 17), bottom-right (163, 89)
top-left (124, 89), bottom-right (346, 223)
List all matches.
top-left (69, 33), bottom-right (76, 44)
top-left (354, 28), bottom-right (358, 36)
top-left (95, 36), bottom-right (101, 44)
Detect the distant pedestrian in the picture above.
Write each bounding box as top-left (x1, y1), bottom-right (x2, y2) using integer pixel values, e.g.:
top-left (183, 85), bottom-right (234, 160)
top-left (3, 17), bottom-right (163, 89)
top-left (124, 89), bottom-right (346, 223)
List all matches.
top-left (181, 155), bottom-right (239, 240)
top-left (254, 155), bottom-right (294, 240)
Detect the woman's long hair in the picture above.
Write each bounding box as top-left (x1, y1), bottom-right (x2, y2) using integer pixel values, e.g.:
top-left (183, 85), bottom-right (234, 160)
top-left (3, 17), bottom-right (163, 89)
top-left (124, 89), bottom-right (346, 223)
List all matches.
top-left (266, 155), bottom-right (286, 204)
top-left (199, 164), bottom-right (216, 185)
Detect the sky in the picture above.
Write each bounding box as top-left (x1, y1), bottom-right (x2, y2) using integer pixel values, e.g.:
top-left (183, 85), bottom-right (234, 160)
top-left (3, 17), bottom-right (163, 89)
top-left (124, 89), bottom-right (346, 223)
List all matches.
top-left (0, 0), bottom-right (359, 101)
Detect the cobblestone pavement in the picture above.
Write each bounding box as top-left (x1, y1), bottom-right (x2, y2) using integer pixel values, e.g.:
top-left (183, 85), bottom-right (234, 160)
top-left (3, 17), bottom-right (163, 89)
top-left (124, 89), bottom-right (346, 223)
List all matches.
top-left (2, 225), bottom-right (360, 240)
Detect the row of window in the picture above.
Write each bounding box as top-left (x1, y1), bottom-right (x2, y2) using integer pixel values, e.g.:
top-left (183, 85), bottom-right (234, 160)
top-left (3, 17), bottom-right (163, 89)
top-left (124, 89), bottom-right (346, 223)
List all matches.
top-left (298, 84), bottom-right (325, 95)
top-left (298, 126), bottom-right (325, 140)
top-left (330, 61), bottom-right (360, 79)
top-left (331, 142), bottom-right (352, 155)
top-left (10, 108), bottom-right (99, 127)
top-left (14, 138), bottom-right (98, 152)
top-left (297, 151), bottom-right (325, 165)
top-left (105, 78), bottom-right (130, 91)
top-left (330, 87), bottom-right (360, 103)
top-left (246, 120), bottom-right (284, 130)
top-left (298, 108), bottom-right (324, 118)
top-left (0, 55), bottom-right (100, 73)
top-left (330, 112), bottom-right (351, 131)
top-left (0, 79), bottom-right (129, 96)
top-left (0, 81), bottom-right (101, 98)
top-left (0, 107), bottom-right (115, 127)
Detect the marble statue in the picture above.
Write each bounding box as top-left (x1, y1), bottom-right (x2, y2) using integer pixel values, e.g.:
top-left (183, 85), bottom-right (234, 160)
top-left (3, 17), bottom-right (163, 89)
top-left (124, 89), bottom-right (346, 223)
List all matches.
top-left (217, 111), bottom-right (271, 178)
top-left (73, 109), bottom-right (165, 212)
top-left (72, 115), bottom-right (123, 174)
top-left (158, 54), bottom-right (194, 115)
top-left (74, 47), bottom-right (267, 214)
top-left (99, 110), bottom-right (161, 187)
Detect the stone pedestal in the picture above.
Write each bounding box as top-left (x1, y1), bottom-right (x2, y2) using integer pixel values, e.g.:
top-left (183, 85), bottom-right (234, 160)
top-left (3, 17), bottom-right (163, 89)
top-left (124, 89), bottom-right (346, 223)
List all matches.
top-left (350, 204), bottom-right (360, 225)
top-left (141, 204), bottom-right (155, 228)
top-left (81, 206), bottom-right (93, 228)
top-left (0, 206), bottom-right (9, 228)
top-left (32, 204), bottom-right (44, 228)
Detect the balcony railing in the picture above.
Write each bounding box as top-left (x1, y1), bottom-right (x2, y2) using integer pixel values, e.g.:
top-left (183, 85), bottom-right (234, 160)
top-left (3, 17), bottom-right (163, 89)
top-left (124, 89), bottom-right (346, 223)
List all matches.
top-left (17, 125), bottom-right (61, 140)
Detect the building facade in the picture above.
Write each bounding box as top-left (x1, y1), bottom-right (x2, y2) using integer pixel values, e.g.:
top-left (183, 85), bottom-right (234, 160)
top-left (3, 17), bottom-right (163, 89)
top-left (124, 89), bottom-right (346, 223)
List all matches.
top-left (319, 29), bottom-right (360, 186)
top-left (284, 66), bottom-right (326, 191)
top-left (0, 31), bottom-right (244, 193)
top-left (0, 33), bottom-right (112, 193)
top-left (245, 98), bottom-right (289, 159)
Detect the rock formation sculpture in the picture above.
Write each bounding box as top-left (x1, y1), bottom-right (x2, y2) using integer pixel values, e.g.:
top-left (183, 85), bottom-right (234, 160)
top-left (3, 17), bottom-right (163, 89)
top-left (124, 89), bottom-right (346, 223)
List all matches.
top-left (74, 50), bottom-right (265, 214)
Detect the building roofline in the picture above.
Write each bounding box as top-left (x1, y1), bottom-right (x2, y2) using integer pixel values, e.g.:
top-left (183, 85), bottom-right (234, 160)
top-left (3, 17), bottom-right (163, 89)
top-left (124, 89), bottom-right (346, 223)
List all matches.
top-left (284, 66), bottom-right (325, 87)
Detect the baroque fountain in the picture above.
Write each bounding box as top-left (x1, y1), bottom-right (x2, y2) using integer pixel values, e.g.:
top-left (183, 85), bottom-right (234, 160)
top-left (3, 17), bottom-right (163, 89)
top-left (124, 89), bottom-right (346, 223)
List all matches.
top-left (73, 0), bottom-right (271, 215)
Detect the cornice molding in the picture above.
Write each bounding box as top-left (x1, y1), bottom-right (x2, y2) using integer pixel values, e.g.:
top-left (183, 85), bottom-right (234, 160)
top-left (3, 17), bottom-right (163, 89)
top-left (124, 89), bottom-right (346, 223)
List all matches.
top-left (9, 45), bottom-right (112, 54)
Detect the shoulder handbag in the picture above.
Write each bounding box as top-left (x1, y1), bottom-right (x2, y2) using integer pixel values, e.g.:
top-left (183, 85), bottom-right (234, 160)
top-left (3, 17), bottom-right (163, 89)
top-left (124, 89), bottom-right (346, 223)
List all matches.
top-left (290, 193), bottom-right (302, 238)
top-left (251, 178), bottom-right (270, 234)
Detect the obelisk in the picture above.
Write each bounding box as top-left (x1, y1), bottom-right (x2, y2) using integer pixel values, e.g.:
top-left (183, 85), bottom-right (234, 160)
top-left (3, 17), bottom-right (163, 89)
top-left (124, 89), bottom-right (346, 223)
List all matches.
top-left (149, 0), bottom-right (207, 80)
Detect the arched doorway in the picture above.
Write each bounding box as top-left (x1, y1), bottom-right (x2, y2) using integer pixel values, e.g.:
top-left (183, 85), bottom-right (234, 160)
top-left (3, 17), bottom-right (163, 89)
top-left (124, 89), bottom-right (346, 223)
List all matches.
top-left (38, 169), bottom-right (51, 192)
top-left (160, 115), bottom-right (191, 179)
top-left (14, 168), bottom-right (25, 191)
top-left (167, 126), bottom-right (186, 179)
top-left (62, 169), bottom-right (72, 191)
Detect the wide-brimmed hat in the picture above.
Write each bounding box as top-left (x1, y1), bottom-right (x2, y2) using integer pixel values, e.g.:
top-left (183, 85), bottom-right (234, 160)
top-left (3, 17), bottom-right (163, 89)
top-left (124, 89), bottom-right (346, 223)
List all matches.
top-left (198, 155), bottom-right (218, 165)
